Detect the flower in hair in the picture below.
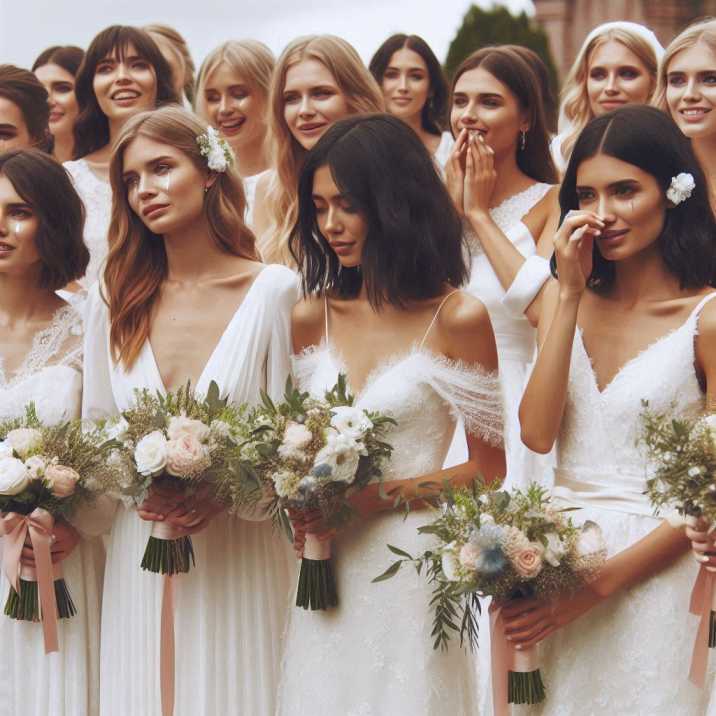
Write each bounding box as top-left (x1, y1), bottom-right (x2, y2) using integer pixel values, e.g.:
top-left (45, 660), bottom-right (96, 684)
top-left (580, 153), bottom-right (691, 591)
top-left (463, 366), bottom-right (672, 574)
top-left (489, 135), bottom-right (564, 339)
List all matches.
top-left (666, 172), bottom-right (695, 206)
top-left (196, 126), bottom-right (234, 172)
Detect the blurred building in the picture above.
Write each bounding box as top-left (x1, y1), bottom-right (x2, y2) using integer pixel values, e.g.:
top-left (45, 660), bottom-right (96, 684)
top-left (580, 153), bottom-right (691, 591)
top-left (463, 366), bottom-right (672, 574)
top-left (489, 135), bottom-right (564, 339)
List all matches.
top-left (534, 0), bottom-right (716, 78)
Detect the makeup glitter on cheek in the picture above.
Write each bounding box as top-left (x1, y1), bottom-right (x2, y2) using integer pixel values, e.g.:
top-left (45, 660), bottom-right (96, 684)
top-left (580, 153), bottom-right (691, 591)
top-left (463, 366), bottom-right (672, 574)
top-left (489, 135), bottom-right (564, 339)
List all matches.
top-left (162, 171), bottom-right (171, 193)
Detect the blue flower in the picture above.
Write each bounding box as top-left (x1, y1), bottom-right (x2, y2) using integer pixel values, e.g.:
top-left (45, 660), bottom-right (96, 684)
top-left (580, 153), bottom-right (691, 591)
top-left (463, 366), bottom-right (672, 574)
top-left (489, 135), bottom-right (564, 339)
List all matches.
top-left (472, 523), bottom-right (507, 576)
top-left (311, 463), bottom-right (333, 479)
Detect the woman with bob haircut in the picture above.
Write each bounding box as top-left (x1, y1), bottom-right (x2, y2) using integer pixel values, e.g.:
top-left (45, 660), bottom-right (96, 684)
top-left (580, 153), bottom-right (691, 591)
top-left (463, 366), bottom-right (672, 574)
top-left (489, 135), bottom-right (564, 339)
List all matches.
top-left (252, 34), bottom-right (384, 265)
top-left (0, 149), bottom-right (105, 716)
top-left (82, 104), bottom-right (296, 716)
top-left (32, 45), bottom-right (85, 163)
top-left (552, 21), bottom-right (664, 174)
top-left (369, 33), bottom-right (453, 167)
top-left (278, 113), bottom-right (505, 715)
top-left (64, 25), bottom-right (178, 288)
top-left (195, 40), bottom-right (274, 226)
top-left (515, 105), bottom-right (716, 712)
top-left (0, 65), bottom-right (52, 153)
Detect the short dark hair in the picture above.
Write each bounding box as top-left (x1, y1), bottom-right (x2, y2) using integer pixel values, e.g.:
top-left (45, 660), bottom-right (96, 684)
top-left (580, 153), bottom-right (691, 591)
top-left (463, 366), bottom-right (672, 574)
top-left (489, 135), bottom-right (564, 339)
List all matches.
top-left (0, 65), bottom-right (51, 152)
top-left (369, 34), bottom-right (448, 135)
top-left (555, 105), bottom-right (716, 291)
top-left (290, 113), bottom-right (468, 308)
top-left (0, 149), bottom-right (88, 290)
top-left (32, 46), bottom-right (85, 77)
top-left (73, 25), bottom-right (178, 159)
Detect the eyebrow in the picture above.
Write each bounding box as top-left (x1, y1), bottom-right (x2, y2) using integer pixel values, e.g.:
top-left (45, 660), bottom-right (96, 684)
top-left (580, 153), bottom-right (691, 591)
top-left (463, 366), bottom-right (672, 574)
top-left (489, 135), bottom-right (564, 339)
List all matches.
top-left (576, 178), bottom-right (640, 189)
top-left (122, 155), bottom-right (174, 176)
top-left (0, 124), bottom-right (18, 133)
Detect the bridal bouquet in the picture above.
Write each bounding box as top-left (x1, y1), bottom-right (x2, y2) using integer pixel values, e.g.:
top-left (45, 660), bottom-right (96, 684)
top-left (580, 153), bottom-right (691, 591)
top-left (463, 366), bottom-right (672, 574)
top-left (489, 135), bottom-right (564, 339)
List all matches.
top-left (373, 482), bottom-right (606, 706)
top-left (221, 376), bottom-right (395, 610)
top-left (0, 405), bottom-right (119, 652)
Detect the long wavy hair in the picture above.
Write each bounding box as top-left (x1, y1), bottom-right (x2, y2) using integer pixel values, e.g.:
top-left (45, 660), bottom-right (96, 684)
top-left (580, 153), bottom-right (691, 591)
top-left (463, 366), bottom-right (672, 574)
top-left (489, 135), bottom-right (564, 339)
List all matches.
top-left (144, 24), bottom-right (196, 105)
top-left (104, 105), bottom-right (258, 369)
top-left (261, 35), bottom-right (384, 265)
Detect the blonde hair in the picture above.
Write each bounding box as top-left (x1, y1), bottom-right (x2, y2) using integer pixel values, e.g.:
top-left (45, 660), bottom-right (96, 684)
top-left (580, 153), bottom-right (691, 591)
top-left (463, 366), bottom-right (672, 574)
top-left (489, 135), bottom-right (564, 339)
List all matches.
top-left (261, 35), bottom-right (384, 265)
top-left (144, 24), bottom-right (196, 104)
top-left (653, 18), bottom-right (716, 112)
top-left (558, 24), bottom-right (661, 164)
top-left (104, 105), bottom-right (258, 368)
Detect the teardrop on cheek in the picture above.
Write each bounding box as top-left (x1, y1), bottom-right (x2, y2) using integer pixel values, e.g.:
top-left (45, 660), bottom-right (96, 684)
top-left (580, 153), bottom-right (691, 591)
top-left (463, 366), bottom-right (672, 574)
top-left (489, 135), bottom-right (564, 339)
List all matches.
top-left (162, 172), bottom-right (171, 193)
top-left (14, 222), bottom-right (20, 236)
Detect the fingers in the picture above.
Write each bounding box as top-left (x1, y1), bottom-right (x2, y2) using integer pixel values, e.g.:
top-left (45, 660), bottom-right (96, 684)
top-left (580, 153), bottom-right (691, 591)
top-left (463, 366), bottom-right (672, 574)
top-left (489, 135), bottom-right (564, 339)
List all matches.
top-left (136, 509), bottom-right (166, 522)
top-left (512, 623), bottom-right (555, 650)
top-left (500, 597), bottom-right (542, 618)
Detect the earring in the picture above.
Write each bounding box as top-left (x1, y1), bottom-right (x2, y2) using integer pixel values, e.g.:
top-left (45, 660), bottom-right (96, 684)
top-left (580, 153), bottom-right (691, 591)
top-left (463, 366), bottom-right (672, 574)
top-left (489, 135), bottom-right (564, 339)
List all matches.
top-left (520, 130), bottom-right (527, 151)
top-left (204, 185), bottom-right (209, 194)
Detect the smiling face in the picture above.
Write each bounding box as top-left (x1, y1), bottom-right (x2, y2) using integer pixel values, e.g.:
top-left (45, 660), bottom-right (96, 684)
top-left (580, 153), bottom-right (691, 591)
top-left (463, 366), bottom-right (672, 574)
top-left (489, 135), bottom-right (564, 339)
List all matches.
top-left (575, 153), bottom-right (666, 262)
top-left (92, 43), bottom-right (158, 124)
top-left (283, 58), bottom-right (349, 150)
top-left (665, 42), bottom-right (716, 141)
top-left (381, 47), bottom-right (431, 122)
top-left (0, 174), bottom-right (41, 279)
top-left (312, 164), bottom-right (367, 268)
top-left (586, 39), bottom-right (653, 116)
top-left (201, 62), bottom-right (266, 153)
top-left (122, 134), bottom-right (209, 236)
top-left (0, 97), bottom-right (31, 151)
top-left (34, 63), bottom-right (79, 140)
top-left (450, 66), bottom-right (527, 155)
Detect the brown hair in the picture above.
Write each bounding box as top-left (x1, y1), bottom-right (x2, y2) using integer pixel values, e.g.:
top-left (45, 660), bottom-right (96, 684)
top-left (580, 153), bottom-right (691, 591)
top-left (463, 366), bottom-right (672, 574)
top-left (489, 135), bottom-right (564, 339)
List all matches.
top-left (144, 24), bottom-right (196, 104)
top-left (32, 46), bottom-right (85, 77)
top-left (0, 65), bottom-right (52, 152)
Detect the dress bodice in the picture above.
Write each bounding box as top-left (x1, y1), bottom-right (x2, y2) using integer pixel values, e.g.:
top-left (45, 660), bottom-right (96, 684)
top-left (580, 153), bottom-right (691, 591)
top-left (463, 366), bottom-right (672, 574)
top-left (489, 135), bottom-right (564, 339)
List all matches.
top-left (243, 169), bottom-right (270, 228)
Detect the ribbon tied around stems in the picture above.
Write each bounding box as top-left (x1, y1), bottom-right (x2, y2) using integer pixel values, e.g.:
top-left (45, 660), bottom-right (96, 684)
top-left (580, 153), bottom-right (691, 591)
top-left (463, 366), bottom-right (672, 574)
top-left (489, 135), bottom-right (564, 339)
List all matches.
top-left (0, 508), bottom-right (59, 653)
top-left (689, 565), bottom-right (716, 687)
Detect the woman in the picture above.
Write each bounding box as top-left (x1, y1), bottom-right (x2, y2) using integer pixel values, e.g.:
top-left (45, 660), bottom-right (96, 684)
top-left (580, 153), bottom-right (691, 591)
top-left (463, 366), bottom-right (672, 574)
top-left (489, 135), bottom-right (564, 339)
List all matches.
top-left (0, 65), bottom-right (51, 153)
top-left (552, 21), bottom-right (664, 173)
top-left (82, 105), bottom-right (296, 716)
top-left (252, 35), bottom-right (383, 265)
top-left (445, 46), bottom-right (559, 487)
top-left (515, 105), bottom-right (716, 714)
top-left (369, 33), bottom-right (452, 167)
top-left (0, 149), bottom-right (102, 716)
top-left (32, 46), bottom-right (85, 163)
top-left (653, 19), bottom-right (716, 207)
top-left (144, 24), bottom-right (195, 107)
top-left (195, 40), bottom-right (274, 226)
top-left (65, 25), bottom-right (178, 288)
top-left (277, 113), bottom-right (505, 715)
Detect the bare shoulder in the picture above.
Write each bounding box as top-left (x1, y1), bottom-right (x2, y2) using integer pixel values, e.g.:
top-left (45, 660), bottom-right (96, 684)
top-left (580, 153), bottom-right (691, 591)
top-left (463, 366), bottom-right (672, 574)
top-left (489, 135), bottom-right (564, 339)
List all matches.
top-left (291, 295), bottom-right (325, 353)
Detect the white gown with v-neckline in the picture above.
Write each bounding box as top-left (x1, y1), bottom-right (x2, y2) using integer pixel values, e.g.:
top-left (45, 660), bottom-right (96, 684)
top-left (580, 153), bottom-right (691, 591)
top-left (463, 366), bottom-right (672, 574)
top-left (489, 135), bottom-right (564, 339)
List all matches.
top-left (82, 265), bottom-right (299, 716)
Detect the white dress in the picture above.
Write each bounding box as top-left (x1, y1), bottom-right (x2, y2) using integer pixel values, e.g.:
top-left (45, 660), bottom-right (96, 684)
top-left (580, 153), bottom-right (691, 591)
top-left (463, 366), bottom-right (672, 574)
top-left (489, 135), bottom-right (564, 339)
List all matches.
top-left (530, 292), bottom-right (716, 715)
top-left (63, 160), bottom-right (111, 289)
top-left (82, 265), bottom-right (298, 716)
top-left (277, 296), bottom-right (504, 716)
top-left (243, 169), bottom-right (270, 229)
top-left (0, 305), bottom-right (104, 716)
top-left (433, 131), bottom-right (455, 171)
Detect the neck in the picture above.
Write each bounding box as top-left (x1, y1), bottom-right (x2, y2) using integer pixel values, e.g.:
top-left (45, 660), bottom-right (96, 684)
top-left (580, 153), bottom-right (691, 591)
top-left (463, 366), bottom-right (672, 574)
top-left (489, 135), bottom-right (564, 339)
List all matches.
top-left (233, 135), bottom-right (269, 178)
top-left (490, 148), bottom-right (528, 206)
top-left (0, 272), bottom-right (59, 323)
top-left (609, 246), bottom-right (681, 305)
top-left (163, 214), bottom-right (232, 282)
top-left (52, 131), bottom-right (74, 164)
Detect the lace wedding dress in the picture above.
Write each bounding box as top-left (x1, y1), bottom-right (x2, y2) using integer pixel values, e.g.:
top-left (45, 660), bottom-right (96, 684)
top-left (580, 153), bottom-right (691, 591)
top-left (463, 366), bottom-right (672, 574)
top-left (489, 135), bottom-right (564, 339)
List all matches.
top-left (529, 292), bottom-right (716, 715)
top-left (82, 265), bottom-right (298, 716)
top-left (276, 293), bottom-right (504, 716)
top-left (0, 304), bottom-right (104, 716)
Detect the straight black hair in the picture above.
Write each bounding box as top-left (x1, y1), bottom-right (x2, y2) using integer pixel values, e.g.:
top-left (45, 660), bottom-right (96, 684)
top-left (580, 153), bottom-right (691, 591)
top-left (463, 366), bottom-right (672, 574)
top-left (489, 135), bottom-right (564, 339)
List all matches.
top-left (290, 113), bottom-right (467, 308)
top-left (555, 105), bottom-right (715, 291)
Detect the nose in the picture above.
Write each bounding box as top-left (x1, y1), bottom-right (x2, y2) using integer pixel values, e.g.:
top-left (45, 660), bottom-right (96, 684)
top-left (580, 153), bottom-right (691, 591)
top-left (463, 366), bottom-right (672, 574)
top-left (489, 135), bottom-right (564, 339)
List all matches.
top-left (459, 101), bottom-right (478, 126)
top-left (324, 205), bottom-right (342, 235)
top-left (218, 94), bottom-right (230, 115)
top-left (398, 74), bottom-right (408, 92)
top-left (298, 94), bottom-right (314, 118)
top-left (595, 194), bottom-right (617, 222)
top-left (605, 72), bottom-right (618, 94)
top-left (137, 173), bottom-right (157, 200)
top-left (116, 61), bottom-right (129, 82)
top-left (684, 77), bottom-right (702, 102)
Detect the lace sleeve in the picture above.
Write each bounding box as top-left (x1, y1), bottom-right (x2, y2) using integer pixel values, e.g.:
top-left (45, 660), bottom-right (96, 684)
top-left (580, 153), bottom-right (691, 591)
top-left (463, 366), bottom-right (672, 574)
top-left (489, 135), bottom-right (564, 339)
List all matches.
top-left (427, 355), bottom-right (504, 447)
top-left (290, 345), bottom-right (323, 393)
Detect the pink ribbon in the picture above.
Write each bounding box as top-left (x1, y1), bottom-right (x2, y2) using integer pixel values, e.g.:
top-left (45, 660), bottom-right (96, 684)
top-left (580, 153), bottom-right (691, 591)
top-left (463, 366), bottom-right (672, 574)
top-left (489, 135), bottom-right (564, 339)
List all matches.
top-left (490, 603), bottom-right (514, 716)
top-left (303, 533), bottom-right (331, 560)
top-left (689, 565), bottom-right (716, 687)
top-left (0, 509), bottom-right (59, 653)
top-left (161, 575), bottom-right (175, 716)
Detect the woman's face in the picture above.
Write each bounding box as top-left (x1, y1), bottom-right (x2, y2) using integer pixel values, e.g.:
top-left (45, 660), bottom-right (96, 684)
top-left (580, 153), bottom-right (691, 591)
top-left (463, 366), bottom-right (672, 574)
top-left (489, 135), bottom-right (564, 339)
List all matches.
top-left (586, 40), bottom-right (653, 116)
top-left (450, 66), bottom-right (526, 156)
top-left (34, 63), bottom-right (79, 140)
top-left (149, 33), bottom-right (185, 100)
top-left (92, 43), bottom-right (158, 124)
top-left (201, 63), bottom-right (267, 154)
top-left (312, 164), bottom-right (367, 268)
top-left (122, 134), bottom-right (209, 237)
top-left (283, 58), bottom-right (349, 150)
top-left (665, 42), bottom-right (716, 141)
top-left (0, 174), bottom-right (41, 279)
top-left (381, 47), bottom-right (431, 123)
top-left (575, 153), bottom-right (666, 263)
top-left (0, 98), bottom-right (32, 151)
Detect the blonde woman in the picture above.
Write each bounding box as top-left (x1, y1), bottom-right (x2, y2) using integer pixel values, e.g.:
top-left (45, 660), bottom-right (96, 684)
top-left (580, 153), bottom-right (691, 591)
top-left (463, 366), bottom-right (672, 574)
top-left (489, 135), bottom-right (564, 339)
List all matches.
top-left (552, 21), bottom-right (663, 173)
top-left (195, 40), bottom-right (274, 226)
top-left (653, 19), bottom-right (716, 204)
top-left (252, 35), bottom-right (383, 265)
top-left (82, 105), bottom-right (297, 716)
top-left (144, 24), bottom-right (195, 107)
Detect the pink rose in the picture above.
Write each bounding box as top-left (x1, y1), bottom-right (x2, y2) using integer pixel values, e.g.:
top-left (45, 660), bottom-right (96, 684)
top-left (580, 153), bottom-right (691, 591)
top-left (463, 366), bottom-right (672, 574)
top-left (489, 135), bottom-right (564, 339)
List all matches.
top-left (512, 542), bottom-right (544, 579)
top-left (167, 415), bottom-right (210, 443)
top-left (45, 464), bottom-right (80, 498)
top-left (165, 434), bottom-right (211, 478)
top-left (459, 542), bottom-right (481, 570)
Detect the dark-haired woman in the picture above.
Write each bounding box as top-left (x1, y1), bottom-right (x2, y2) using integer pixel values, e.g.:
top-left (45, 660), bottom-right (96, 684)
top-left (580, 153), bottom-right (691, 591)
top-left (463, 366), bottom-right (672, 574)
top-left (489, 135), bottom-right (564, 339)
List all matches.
top-left (512, 105), bottom-right (716, 713)
top-left (369, 33), bottom-right (453, 167)
top-left (277, 113), bottom-right (505, 714)
top-left (0, 149), bottom-right (103, 715)
top-left (33, 46), bottom-right (85, 163)
top-left (0, 65), bottom-right (51, 153)
top-left (64, 25), bottom-right (178, 288)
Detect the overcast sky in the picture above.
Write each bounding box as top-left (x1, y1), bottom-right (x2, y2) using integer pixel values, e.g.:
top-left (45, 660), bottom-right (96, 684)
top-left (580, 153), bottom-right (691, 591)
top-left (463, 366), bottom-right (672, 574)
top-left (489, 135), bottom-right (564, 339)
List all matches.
top-left (0, 0), bottom-right (533, 70)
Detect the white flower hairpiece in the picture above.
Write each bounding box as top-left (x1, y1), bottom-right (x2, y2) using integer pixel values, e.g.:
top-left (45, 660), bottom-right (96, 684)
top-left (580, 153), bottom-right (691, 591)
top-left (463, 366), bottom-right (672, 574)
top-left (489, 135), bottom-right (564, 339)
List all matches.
top-left (666, 172), bottom-right (695, 206)
top-left (196, 126), bottom-right (234, 173)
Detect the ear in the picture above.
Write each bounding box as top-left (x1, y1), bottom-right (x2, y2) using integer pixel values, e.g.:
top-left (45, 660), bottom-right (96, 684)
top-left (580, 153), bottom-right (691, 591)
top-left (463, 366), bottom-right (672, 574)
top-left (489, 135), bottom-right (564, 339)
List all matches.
top-left (205, 172), bottom-right (219, 192)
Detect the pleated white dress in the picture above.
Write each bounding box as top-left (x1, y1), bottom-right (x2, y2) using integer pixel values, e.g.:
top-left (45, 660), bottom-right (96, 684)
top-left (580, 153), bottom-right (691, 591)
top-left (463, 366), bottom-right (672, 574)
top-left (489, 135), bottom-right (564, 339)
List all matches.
top-left (82, 265), bottom-right (299, 716)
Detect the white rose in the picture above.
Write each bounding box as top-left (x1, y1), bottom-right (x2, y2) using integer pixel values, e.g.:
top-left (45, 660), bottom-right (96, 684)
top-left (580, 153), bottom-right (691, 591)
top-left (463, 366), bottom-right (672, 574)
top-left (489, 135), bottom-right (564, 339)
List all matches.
top-left (273, 469), bottom-right (301, 498)
top-left (167, 415), bottom-right (210, 443)
top-left (0, 441), bottom-right (13, 459)
top-left (24, 455), bottom-right (47, 480)
top-left (5, 428), bottom-right (42, 459)
top-left (330, 406), bottom-right (373, 441)
top-left (441, 548), bottom-right (461, 582)
top-left (165, 435), bottom-right (211, 478)
top-left (134, 431), bottom-right (168, 477)
top-left (104, 417), bottom-right (130, 442)
top-left (313, 430), bottom-right (361, 484)
top-left (278, 421), bottom-right (313, 462)
top-left (666, 172), bottom-right (695, 205)
top-left (543, 532), bottom-right (566, 567)
top-left (0, 457), bottom-right (31, 495)
top-left (575, 521), bottom-right (607, 559)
